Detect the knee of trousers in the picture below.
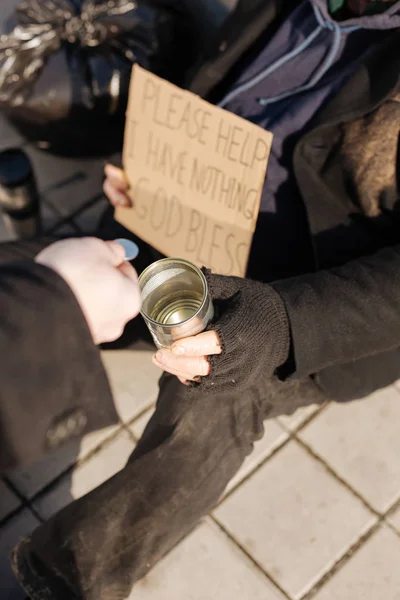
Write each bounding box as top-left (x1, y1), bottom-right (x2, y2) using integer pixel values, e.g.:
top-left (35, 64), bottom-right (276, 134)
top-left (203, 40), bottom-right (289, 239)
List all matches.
top-left (145, 374), bottom-right (268, 461)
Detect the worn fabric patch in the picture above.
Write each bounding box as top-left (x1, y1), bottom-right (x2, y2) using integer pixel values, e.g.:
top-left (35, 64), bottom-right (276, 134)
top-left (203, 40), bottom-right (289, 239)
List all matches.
top-left (338, 92), bottom-right (400, 217)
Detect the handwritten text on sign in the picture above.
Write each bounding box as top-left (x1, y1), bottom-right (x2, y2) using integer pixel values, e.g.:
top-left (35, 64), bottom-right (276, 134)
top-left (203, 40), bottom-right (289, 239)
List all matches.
top-left (116, 65), bottom-right (272, 276)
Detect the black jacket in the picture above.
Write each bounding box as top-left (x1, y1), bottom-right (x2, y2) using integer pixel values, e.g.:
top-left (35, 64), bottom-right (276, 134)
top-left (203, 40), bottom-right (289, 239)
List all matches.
top-left (187, 0), bottom-right (400, 400)
top-left (0, 242), bottom-right (118, 473)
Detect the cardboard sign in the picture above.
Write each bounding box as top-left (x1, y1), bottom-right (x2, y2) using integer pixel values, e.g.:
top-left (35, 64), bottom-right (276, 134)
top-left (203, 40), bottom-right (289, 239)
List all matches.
top-left (116, 65), bottom-right (272, 277)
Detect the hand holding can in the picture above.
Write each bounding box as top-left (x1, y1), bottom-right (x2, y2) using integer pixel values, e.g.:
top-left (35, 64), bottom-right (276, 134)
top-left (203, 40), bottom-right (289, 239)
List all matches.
top-left (139, 258), bottom-right (214, 349)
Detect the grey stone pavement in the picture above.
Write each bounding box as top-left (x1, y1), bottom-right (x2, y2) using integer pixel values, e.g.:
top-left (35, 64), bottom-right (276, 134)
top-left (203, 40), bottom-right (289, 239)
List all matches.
top-left (2, 1), bottom-right (400, 598)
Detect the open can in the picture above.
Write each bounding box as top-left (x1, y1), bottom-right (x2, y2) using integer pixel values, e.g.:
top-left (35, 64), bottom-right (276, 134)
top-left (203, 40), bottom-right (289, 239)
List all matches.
top-left (0, 148), bottom-right (41, 238)
top-left (139, 258), bottom-right (214, 348)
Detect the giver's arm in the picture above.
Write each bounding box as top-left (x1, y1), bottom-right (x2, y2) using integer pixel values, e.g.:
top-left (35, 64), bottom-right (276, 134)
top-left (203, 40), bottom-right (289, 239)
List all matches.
top-left (272, 245), bottom-right (400, 379)
top-left (0, 261), bottom-right (116, 473)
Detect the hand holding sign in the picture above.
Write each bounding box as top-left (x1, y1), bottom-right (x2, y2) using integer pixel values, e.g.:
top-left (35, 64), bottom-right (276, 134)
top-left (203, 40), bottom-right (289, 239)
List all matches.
top-left (104, 164), bottom-right (131, 208)
top-left (116, 66), bottom-right (272, 277)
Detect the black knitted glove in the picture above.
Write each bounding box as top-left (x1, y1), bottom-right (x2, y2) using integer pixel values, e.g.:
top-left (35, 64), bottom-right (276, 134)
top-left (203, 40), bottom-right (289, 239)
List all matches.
top-left (193, 270), bottom-right (290, 393)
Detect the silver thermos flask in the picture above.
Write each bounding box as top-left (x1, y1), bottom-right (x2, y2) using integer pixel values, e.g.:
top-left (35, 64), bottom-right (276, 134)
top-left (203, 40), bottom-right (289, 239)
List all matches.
top-left (0, 148), bottom-right (41, 239)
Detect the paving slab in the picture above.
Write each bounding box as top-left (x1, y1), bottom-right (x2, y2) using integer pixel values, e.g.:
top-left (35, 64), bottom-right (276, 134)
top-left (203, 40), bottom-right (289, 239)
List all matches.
top-left (224, 421), bottom-right (288, 495)
top-left (277, 405), bottom-right (321, 432)
top-left (74, 196), bottom-right (109, 234)
top-left (10, 424), bottom-right (121, 500)
top-left (0, 113), bottom-right (23, 152)
top-left (313, 526), bottom-right (400, 600)
top-left (132, 519), bottom-right (285, 600)
top-left (0, 509), bottom-right (40, 600)
top-left (33, 430), bottom-right (135, 520)
top-left (214, 440), bottom-right (375, 600)
top-left (0, 210), bottom-right (16, 242)
top-left (25, 147), bottom-right (104, 218)
top-left (387, 504), bottom-right (400, 536)
top-left (0, 479), bottom-right (20, 522)
top-left (102, 346), bottom-right (159, 424)
top-left (300, 386), bottom-right (400, 513)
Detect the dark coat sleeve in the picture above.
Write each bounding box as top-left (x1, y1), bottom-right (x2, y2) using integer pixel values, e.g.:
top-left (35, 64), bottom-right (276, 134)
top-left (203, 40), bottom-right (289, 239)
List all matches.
top-left (0, 261), bottom-right (118, 474)
top-left (272, 245), bottom-right (400, 380)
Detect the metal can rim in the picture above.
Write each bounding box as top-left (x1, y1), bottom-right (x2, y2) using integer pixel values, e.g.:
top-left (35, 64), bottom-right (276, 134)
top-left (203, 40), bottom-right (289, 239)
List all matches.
top-left (138, 257), bottom-right (210, 329)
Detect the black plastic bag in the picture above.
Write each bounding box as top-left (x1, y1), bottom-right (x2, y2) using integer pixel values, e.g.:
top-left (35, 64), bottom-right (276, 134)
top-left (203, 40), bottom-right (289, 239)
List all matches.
top-left (0, 0), bottom-right (197, 157)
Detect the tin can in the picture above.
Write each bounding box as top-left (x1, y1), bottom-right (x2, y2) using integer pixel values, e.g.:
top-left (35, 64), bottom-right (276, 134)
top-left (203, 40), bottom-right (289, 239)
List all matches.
top-left (139, 258), bottom-right (214, 348)
top-left (0, 148), bottom-right (41, 238)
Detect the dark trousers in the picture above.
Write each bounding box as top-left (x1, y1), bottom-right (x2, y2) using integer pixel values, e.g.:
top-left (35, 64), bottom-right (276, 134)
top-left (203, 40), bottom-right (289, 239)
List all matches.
top-left (1, 226), bottom-right (326, 600)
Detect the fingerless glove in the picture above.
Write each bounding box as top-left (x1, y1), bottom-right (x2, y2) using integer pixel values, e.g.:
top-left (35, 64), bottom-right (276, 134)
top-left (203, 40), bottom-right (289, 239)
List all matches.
top-left (194, 270), bottom-right (290, 393)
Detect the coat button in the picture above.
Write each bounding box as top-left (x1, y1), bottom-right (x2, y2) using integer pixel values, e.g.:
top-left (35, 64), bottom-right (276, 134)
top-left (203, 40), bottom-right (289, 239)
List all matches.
top-left (219, 41), bottom-right (228, 52)
top-left (46, 409), bottom-right (88, 449)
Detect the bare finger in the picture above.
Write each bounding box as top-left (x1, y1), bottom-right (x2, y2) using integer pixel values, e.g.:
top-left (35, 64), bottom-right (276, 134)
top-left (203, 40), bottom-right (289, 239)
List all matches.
top-left (155, 350), bottom-right (211, 377)
top-left (106, 177), bottom-right (129, 196)
top-left (117, 261), bottom-right (139, 282)
top-left (171, 330), bottom-right (222, 357)
top-left (105, 240), bottom-right (126, 265)
top-left (152, 356), bottom-right (197, 381)
top-left (104, 164), bottom-right (128, 184)
top-left (103, 179), bottom-right (131, 208)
